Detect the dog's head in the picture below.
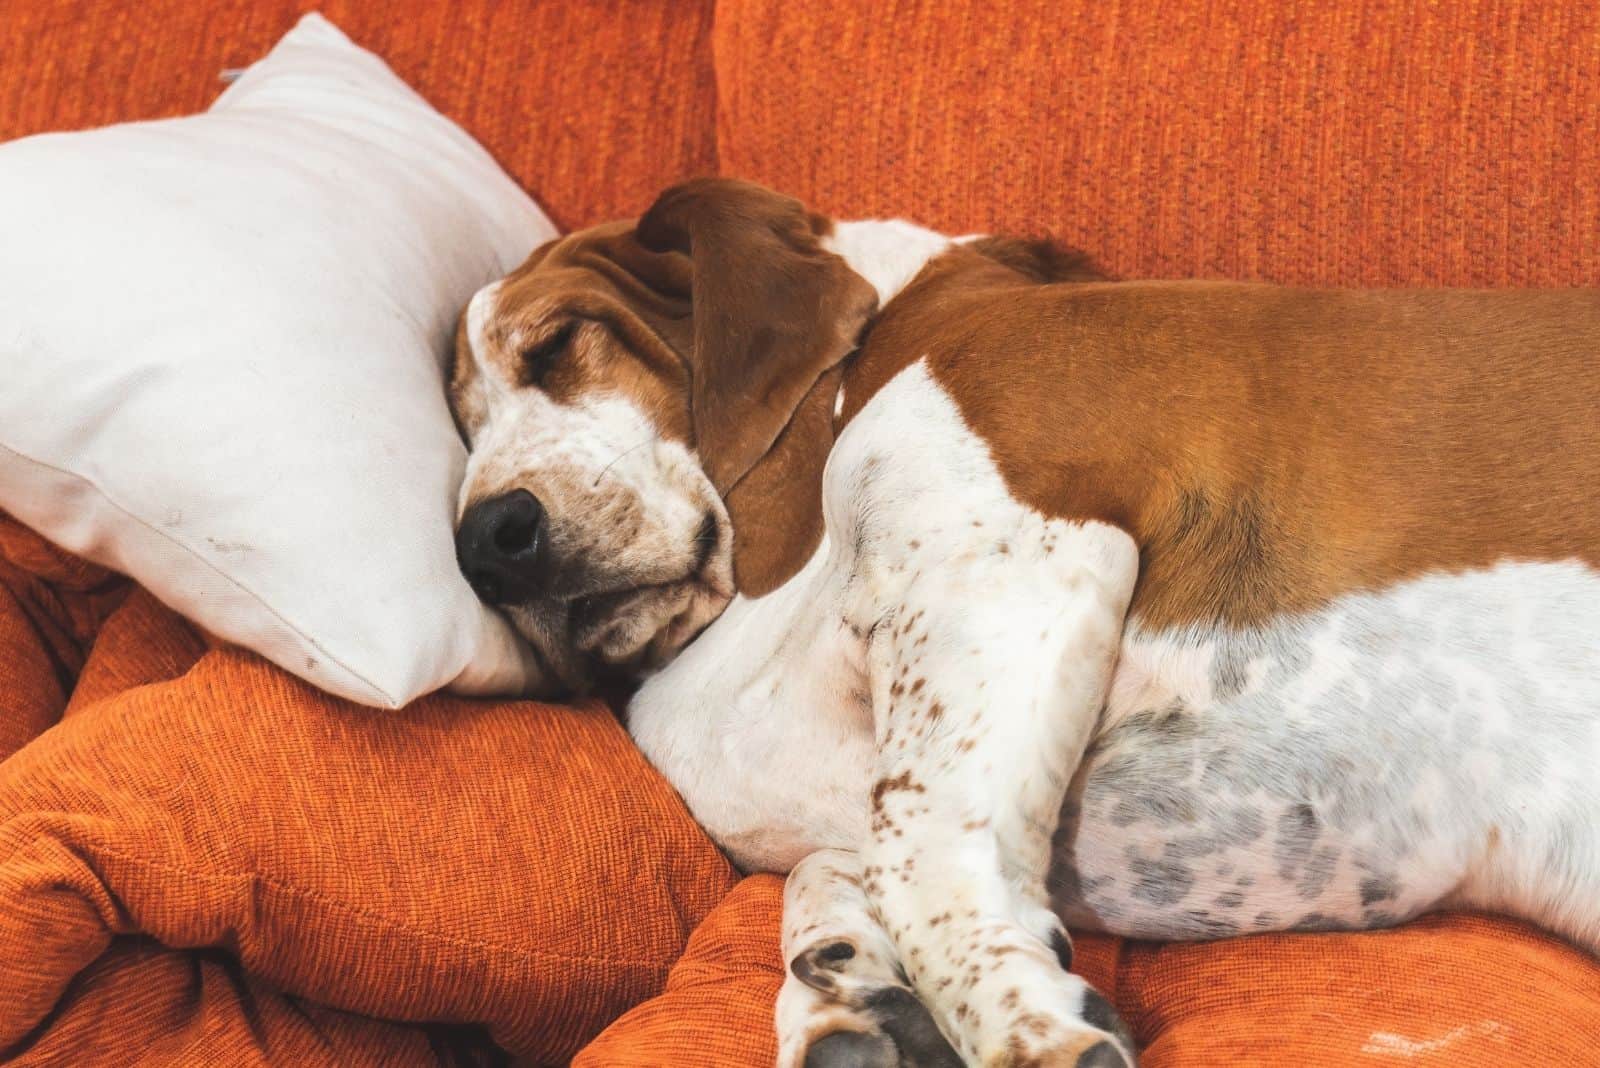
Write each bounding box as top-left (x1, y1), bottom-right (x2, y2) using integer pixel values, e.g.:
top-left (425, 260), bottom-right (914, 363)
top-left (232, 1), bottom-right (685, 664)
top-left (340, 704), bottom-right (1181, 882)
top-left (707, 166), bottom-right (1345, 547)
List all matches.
top-left (449, 179), bottom-right (878, 694)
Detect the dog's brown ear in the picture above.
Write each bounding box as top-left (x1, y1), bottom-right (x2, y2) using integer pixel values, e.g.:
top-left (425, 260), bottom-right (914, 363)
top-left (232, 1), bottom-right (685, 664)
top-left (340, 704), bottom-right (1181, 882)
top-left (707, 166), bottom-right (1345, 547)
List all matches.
top-left (636, 178), bottom-right (878, 493)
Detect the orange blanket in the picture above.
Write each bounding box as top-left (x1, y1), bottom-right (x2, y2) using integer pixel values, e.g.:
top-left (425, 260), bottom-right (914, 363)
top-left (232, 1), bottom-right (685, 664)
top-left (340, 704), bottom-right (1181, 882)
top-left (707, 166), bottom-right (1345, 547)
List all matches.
top-left (0, 514), bottom-right (741, 1065)
top-left (5, 511), bottom-right (1600, 1066)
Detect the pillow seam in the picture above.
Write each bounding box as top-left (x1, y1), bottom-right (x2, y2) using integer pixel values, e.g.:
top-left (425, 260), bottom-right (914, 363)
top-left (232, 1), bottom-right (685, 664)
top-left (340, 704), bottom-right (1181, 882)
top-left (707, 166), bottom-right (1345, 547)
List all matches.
top-left (60, 834), bottom-right (677, 973)
top-left (0, 436), bottom-right (402, 706)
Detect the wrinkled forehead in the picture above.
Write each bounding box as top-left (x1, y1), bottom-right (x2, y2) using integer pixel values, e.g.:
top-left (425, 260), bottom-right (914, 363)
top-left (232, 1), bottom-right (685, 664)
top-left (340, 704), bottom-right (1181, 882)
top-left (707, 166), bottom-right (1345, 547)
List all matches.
top-left (458, 225), bottom-right (629, 369)
top-left (475, 222), bottom-right (632, 321)
top-left (450, 221), bottom-right (695, 438)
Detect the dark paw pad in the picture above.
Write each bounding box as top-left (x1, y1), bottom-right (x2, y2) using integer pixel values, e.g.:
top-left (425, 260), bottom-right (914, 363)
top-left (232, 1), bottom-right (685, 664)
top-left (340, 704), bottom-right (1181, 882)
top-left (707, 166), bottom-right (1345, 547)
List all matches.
top-left (1079, 988), bottom-right (1136, 1058)
top-left (863, 987), bottom-right (964, 1067)
top-left (792, 940), bottom-right (858, 993)
top-left (804, 1029), bottom-right (898, 1068)
top-left (1050, 927), bottom-right (1075, 970)
top-left (1075, 1039), bottom-right (1134, 1068)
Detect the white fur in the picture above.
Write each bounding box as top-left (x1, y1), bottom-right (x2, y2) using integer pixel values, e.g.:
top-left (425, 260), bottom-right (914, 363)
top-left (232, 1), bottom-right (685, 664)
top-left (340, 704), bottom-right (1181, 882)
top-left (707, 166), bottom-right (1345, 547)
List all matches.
top-left (635, 359), bottom-right (1141, 1062)
top-left (1059, 560), bottom-right (1600, 951)
top-left (821, 220), bottom-right (954, 307)
top-left (821, 220), bottom-right (956, 423)
top-left (776, 850), bottom-right (916, 1068)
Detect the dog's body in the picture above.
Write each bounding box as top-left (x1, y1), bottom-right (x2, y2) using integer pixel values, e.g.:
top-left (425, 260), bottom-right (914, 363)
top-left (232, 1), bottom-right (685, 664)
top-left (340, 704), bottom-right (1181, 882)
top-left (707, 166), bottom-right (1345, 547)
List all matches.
top-left (449, 181), bottom-right (1600, 1067)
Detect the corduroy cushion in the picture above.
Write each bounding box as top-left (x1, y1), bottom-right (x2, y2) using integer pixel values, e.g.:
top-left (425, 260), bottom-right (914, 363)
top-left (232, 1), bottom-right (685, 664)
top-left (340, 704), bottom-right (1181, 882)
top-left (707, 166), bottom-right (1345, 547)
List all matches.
top-left (575, 875), bottom-right (789, 1067)
top-left (0, 516), bottom-right (740, 1066)
top-left (586, 882), bottom-right (1600, 1065)
top-left (1, 0), bottom-right (718, 231)
top-left (0, 522), bottom-right (125, 763)
top-left (714, 0), bottom-right (1600, 288)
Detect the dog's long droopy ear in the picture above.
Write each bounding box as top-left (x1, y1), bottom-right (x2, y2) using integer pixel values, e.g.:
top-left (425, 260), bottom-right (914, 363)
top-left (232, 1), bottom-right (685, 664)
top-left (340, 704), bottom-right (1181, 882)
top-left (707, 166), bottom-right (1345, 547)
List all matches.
top-left (636, 178), bottom-right (878, 493)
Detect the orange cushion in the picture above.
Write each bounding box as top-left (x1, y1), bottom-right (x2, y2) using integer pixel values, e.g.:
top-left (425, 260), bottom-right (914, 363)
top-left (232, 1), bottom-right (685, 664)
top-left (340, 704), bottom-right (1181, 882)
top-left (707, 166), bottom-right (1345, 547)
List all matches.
top-left (0, 519), bottom-right (124, 761)
top-left (714, 0), bottom-right (1600, 287)
top-left (576, 875), bottom-right (789, 1067)
top-left (579, 878), bottom-right (1600, 1065)
top-left (3, 0), bottom-right (718, 230)
top-left (8, 940), bottom-right (495, 1067)
top-left (0, 516), bottom-right (739, 1065)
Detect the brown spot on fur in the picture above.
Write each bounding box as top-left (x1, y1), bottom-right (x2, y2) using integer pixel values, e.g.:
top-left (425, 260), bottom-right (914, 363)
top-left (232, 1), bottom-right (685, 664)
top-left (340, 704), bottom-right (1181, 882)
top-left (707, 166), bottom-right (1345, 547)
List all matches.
top-left (870, 771), bottom-right (926, 812)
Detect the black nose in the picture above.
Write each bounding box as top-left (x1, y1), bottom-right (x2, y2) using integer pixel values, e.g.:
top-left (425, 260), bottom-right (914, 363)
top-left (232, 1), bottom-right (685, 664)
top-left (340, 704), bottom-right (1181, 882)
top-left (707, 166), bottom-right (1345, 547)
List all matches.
top-left (456, 489), bottom-right (548, 605)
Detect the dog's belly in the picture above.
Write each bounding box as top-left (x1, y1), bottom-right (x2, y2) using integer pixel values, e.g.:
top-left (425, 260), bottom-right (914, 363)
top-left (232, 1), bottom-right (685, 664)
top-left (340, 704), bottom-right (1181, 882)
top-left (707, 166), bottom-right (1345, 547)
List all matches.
top-left (1056, 558), bottom-right (1600, 945)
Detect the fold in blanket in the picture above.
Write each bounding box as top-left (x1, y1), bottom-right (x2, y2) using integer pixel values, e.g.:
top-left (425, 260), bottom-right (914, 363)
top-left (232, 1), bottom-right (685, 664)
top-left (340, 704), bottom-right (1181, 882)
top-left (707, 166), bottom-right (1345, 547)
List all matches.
top-left (4, 512), bottom-right (1600, 1067)
top-left (0, 514), bottom-right (740, 1066)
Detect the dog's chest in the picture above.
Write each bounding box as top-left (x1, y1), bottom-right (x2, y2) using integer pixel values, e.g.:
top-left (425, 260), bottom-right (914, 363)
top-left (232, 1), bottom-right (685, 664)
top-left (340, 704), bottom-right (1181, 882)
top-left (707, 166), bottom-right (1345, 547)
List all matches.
top-left (630, 359), bottom-right (1078, 870)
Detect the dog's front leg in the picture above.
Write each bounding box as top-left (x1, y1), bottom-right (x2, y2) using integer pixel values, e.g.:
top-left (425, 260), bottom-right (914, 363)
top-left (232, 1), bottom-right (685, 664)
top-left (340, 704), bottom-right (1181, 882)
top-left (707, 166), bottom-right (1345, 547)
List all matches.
top-left (861, 520), bottom-right (1138, 1067)
top-left (778, 849), bottom-right (963, 1068)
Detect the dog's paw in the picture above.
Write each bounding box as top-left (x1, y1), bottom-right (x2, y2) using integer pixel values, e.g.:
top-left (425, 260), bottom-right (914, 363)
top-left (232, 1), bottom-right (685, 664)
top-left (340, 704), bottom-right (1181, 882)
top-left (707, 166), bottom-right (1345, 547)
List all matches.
top-left (1077, 988), bottom-right (1137, 1065)
top-left (803, 1029), bottom-right (899, 1068)
top-left (978, 986), bottom-right (1138, 1068)
top-left (783, 937), bottom-right (964, 1068)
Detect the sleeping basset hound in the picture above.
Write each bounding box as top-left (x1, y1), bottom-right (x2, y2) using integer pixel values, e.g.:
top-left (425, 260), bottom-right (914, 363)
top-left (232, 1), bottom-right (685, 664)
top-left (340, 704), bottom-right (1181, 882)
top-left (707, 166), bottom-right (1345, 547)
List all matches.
top-left (448, 178), bottom-right (1600, 1068)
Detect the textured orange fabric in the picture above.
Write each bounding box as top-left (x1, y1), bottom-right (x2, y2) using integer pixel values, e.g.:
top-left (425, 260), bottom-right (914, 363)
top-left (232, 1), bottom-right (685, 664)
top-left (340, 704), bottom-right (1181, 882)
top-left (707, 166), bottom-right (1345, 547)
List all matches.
top-left (715, 0), bottom-right (1600, 287)
top-left (0, 518), bottom-right (125, 761)
top-left (1, 0), bottom-right (718, 230)
top-left (585, 879), bottom-right (1600, 1065)
top-left (575, 875), bottom-right (788, 1067)
top-left (1115, 913), bottom-right (1600, 1064)
top-left (0, 516), bottom-right (740, 1066)
top-left (13, 940), bottom-right (504, 1068)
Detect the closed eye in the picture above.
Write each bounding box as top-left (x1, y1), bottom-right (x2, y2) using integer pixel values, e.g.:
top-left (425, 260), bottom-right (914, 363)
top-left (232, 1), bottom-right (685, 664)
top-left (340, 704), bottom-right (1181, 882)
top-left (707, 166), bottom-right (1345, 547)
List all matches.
top-left (519, 320), bottom-right (578, 386)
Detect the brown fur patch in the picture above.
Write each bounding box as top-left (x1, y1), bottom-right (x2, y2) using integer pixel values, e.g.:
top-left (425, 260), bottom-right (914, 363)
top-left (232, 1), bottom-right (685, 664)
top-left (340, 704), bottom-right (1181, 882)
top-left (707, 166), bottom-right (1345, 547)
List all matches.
top-left (636, 177), bottom-right (878, 493)
top-left (842, 244), bottom-right (1600, 628)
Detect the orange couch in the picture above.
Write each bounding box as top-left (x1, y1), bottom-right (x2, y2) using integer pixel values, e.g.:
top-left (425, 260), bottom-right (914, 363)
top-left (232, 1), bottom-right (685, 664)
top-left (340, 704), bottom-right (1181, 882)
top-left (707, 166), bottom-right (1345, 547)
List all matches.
top-left (4, 2), bottom-right (1600, 1065)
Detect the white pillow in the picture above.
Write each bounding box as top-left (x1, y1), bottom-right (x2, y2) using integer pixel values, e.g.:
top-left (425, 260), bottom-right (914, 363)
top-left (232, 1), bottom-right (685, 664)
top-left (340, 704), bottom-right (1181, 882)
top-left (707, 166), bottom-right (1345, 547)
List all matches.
top-left (0, 14), bottom-right (551, 707)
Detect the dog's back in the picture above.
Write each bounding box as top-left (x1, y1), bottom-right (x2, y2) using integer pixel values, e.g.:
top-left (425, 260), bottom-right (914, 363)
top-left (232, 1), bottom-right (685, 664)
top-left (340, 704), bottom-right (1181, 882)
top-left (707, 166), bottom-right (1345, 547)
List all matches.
top-left (852, 252), bottom-right (1600, 630)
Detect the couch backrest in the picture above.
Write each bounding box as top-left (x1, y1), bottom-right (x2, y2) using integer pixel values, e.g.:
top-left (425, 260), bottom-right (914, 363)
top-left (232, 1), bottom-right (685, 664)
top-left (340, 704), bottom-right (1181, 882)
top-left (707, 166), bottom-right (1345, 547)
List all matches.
top-left (2, 0), bottom-right (719, 231)
top-left (714, 0), bottom-right (1600, 287)
top-left (10, 1), bottom-right (1598, 286)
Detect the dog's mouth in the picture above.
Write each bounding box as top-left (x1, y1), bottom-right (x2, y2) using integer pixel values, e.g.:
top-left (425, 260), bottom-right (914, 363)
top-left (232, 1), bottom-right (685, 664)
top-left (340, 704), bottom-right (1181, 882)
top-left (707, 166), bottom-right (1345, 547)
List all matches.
top-left (561, 507), bottom-right (733, 673)
top-left (568, 511), bottom-right (721, 630)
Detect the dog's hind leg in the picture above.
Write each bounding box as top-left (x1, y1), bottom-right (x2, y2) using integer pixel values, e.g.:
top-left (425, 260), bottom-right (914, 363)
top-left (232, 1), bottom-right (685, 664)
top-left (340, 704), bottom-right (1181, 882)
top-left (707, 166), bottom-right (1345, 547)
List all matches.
top-left (778, 849), bottom-right (962, 1068)
top-left (1449, 764), bottom-right (1600, 956)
